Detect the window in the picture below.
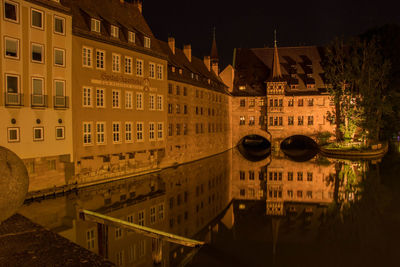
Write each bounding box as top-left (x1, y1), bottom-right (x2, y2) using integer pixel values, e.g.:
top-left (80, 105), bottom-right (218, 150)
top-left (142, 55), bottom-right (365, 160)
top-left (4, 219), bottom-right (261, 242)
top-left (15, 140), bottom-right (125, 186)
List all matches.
top-left (297, 172), bottom-right (303, 181)
top-left (48, 159), bottom-right (56, 170)
top-left (31, 43), bottom-right (44, 63)
top-left (158, 204), bottom-right (164, 220)
top-left (168, 123), bottom-right (173, 136)
top-left (239, 116), bottom-right (245, 125)
top-left (125, 56), bottom-right (132, 74)
top-left (168, 84), bottom-right (173, 94)
top-left (139, 240), bottom-right (146, 257)
top-left (125, 91), bottom-right (133, 109)
top-left (176, 124), bottom-right (181, 135)
top-left (128, 31), bottom-right (135, 43)
top-left (149, 94), bottom-right (155, 110)
top-left (4, 1), bottom-right (18, 22)
top-left (112, 122), bottom-right (121, 143)
top-left (297, 191), bottom-right (303, 198)
top-left (7, 127), bottom-right (19, 142)
top-left (288, 172), bottom-right (293, 181)
top-left (110, 25), bottom-right (119, 38)
top-left (157, 64), bottom-right (163, 80)
top-left (240, 99), bottom-right (245, 107)
top-left (54, 48), bottom-right (65, 66)
top-left (31, 77), bottom-right (44, 106)
top-left (249, 99), bottom-right (255, 107)
top-left (91, 18), bottom-right (100, 32)
top-left (54, 16), bottom-right (65, 34)
top-left (115, 227), bottom-right (122, 240)
top-left (112, 53), bottom-right (120, 72)
top-left (183, 123), bottom-right (188, 135)
top-left (136, 92), bottom-right (143, 110)
top-left (288, 116), bottom-right (294, 125)
top-left (125, 122), bottom-right (132, 143)
top-left (249, 116), bottom-right (255, 125)
top-left (249, 171), bottom-right (255, 180)
top-left (112, 90), bottom-right (120, 108)
top-left (116, 250), bottom-right (124, 266)
top-left (287, 190), bottom-right (293, 198)
top-left (144, 37), bottom-right (151, 48)
top-left (168, 104), bottom-right (173, 114)
top-left (184, 105), bottom-right (188, 114)
top-left (298, 116), bottom-right (304, 125)
top-left (31, 9), bottom-right (43, 29)
top-left (176, 104), bottom-right (180, 114)
top-left (55, 126), bottom-right (64, 140)
top-left (83, 87), bottom-right (92, 107)
top-left (136, 122), bottom-right (143, 141)
top-left (183, 87), bottom-right (187, 96)
top-left (33, 127), bottom-right (44, 141)
top-left (86, 229), bottom-right (95, 250)
top-left (149, 63), bottom-right (155, 78)
top-left (288, 99), bottom-right (294, 107)
top-left (138, 210), bottom-right (145, 226)
top-left (82, 47), bottom-right (92, 67)
top-left (307, 172), bottom-right (313, 181)
top-left (157, 95), bottom-right (163, 110)
top-left (54, 80), bottom-right (66, 107)
top-left (150, 206), bottom-right (156, 224)
top-left (149, 122), bottom-right (155, 141)
top-left (96, 88), bottom-right (105, 107)
top-left (157, 123), bottom-right (163, 140)
top-left (83, 122), bottom-right (92, 145)
top-left (5, 37), bottom-right (19, 59)
top-left (308, 116), bottom-right (314, 125)
top-left (298, 99), bottom-right (303, 106)
top-left (308, 98), bottom-right (314, 106)
top-left (96, 50), bottom-right (105, 70)
top-left (96, 122), bottom-right (105, 144)
top-left (136, 59), bottom-right (143, 76)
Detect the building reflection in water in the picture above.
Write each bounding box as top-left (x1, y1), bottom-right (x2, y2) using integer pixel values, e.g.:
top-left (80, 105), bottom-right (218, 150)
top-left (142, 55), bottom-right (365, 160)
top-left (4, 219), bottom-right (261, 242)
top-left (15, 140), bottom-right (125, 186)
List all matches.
top-left (20, 148), bottom-right (366, 266)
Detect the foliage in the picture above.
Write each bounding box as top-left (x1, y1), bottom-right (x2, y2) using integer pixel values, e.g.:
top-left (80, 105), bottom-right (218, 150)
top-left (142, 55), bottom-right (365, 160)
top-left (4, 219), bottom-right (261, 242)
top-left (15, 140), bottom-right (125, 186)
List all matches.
top-left (316, 131), bottom-right (332, 145)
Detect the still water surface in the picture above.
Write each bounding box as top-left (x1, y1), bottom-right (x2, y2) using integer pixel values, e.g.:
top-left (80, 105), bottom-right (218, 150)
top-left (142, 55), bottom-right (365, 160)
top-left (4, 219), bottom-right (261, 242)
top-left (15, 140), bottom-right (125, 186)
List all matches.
top-left (20, 144), bottom-right (400, 267)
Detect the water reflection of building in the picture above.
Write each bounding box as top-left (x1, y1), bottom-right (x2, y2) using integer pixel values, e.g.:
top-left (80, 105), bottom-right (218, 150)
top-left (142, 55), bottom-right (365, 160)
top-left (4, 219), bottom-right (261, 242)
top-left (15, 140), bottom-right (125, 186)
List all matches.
top-left (20, 150), bottom-right (231, 267)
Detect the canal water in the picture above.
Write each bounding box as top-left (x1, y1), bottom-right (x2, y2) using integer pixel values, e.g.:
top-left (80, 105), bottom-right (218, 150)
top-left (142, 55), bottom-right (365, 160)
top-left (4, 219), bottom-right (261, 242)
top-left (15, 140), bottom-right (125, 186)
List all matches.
top-left (19, 143), bottom-right (400, 267)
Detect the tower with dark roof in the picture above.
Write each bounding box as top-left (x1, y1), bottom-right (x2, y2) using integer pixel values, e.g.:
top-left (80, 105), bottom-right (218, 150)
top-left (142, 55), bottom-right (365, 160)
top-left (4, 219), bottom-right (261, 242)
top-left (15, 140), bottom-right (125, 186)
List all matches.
top-left (211, 27), bottom-right (219, 75)
top-left (267, 31), bottom-right (287, 95)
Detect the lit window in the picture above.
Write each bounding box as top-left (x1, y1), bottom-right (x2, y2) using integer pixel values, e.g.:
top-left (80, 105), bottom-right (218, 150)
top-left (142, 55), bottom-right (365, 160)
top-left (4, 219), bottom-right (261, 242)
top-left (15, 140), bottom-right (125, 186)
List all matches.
top-left (136, 122), bottom-right (143, 141)
top-left (54, 48), bottom-right (65, 66)
top-left (31, 9), bottom-right (43, 29)
top-left (239, 116), bottom-right (245, 125)
top-left (83, 122), bottom-right (92, 145)
top-left (149, 122), bottom-right (155, 141)
top-left (33, 127), bottom-right (44, 141)
top-left (128, 31), bottom-right (135, 43)
top-left (82, 47), bottom-right (92, 67)
top-left (31, 43), bottom-right (44, 63)
top-left (96, 122), bottom-right (105, 144)
top-left (125, 56), bottom-right (132, 74)
top-left (5, 37), bottom-right (19, 59)
top-left (149, 63), bottom-right (155, 78)
top-left (91, 18), bottom-right (100, 33)
top-left (54, 16), bottom-right (65, 34)
top-left (136, 59), bottom-right (143, 76)
top-left (4, 1), bottom-right (18, 22)
top-left (112, 53), bottom-right (120, 72)
top-left (125, 122), bottom-right (133, 143)
top-left (144, 37), bottom-right (151, 48)
top-left (112, 122), bottom-right (121, 143)
top-left (110, 25), bottom-right (119, 38)
top-left (7, 127), bottom-right (20, 142)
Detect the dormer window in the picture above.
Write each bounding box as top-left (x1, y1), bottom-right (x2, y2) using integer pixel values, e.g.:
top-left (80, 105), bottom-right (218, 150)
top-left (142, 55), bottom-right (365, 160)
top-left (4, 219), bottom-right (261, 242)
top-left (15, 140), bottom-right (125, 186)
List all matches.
top-left (191, 73), bottom-right (194, 79)
top-left (91, 19), bottom-right (100, 33)
top-left (239, 86), bottom-right (245, 90)
top-left (128, 31), bottom-right (135, 43)
top-left (144, 37), bottom-right (151, 48)
top-left (171, 66), bottom-right (175, 72)
top-left (111, 25), bottom-right (119, 38)
top-left (179, 69), bottom-right (182, 75)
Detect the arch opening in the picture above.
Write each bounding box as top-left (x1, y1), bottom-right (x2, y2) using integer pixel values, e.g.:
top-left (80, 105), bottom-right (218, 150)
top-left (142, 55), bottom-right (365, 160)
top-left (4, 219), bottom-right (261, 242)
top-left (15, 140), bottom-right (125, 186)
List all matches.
top-left (280, 135), bottom-right (318, 162)
top-left (237, 135), bottom-right (271, 162)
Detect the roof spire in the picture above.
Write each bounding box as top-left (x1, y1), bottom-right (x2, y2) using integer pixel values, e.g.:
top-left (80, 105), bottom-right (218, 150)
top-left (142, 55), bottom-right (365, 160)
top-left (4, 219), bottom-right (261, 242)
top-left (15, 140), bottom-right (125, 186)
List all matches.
top-left (211, 27), bottom-right (218, 62)
top-left (272, 29), bottom-right (282, 79)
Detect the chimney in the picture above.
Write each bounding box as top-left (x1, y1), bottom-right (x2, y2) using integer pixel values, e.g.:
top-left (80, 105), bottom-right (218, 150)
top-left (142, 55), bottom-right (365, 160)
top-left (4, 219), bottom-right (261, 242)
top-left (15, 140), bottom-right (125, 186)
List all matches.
top-left (168, 37), bottom-right (175, 54)
top-left (183, 44), bottom-right (191, 62)
top-left (212, 61), bottom-right (219, 75)
top-left (133, 0), bottom-right (142, 13)
top-left (204, 56), bottom-right (211, 71)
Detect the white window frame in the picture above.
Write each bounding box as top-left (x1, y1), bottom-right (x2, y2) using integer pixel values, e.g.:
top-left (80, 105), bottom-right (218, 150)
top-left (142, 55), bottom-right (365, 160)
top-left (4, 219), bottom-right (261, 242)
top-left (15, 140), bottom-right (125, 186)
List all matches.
top-left (157, 122), bottom-right (163, 140)
top-left (53, 15), bottom-right (65, 35)
top-left (156, 95), bottom-right (163, 111)
top-left (82, 87), bottom-right (92, 107)
top-left (4, 37), bottom-right (19, 59)
top-left (149, 94), bottom-right (155, 110)
top-left (156, 64), bottom-right (163, 80)
top-left (83, 122), bottom-right (93, 145)
top-left (136, 122), bottom-right (143, 142)
top-left (31, 77), bottom-right (44, 106)
top-left (4, 1), bottom-right (19, 23)
top-left (33, 127), bottom-right (44, 141)
top-left (55, 126), bottom-right (65, 140)
top-left (96, 122), bottom-right (106, 145)
top-left (91, 18), bottom-right (100, 33)
top-left (110, 25), bottom-right (119, 38)
top-left (31, 42), bottom-right (44, 63)
top-left (125, 91), bottom-right (133, 109)
top-left (128, 31), bottom-right (135, 43)
top-left (124, 56), bottom-right (132, 74)
top-left (112, 122), bottom-right (121, 144)
top-left (82, 46), bottom-right (93, 68)
top-left (136, 92), bottom-right (143, 110)
top-left (125, 122), bottom-right (133, 143)
top-left (144, 37), bottom-right (151, 48)
top-left (150, 206), bottom-right (156, 224)
top-left (86, 228), bottom-right (96, 250)
top-left (96, 88), bottom-right (105, 108)
top-left (136, 59), bottom-right (143, 77)
top-left (54, 80), bottom-right (66, 107)
top-left (112, 53), bottom-right (121, 72)
top-left (7, 127), bottom-right (20, 142)
top-left (31, 8), bottom-right (43, 30)
top-left (112, 89), bottom-right (121, 108)
top-left (138, 210), bottom-right (145, 226)
top-left (54, 48), bottom-right (65, 67)
top-left (96, 50), bottom-right (105, 70)
top-left (149, 122), bottom-right (155, 141)
top-left (158, 203), bottom-right (164, 220)
top-left (149, 62), bottom-right (155, 79)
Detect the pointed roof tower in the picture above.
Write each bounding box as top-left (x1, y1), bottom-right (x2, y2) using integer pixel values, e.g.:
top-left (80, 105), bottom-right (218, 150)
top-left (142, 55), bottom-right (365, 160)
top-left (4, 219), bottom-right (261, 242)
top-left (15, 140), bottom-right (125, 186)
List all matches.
top-left (272, 30), bottom-right (283, 80)
top-left (211, 27), bottom-right (219, 62)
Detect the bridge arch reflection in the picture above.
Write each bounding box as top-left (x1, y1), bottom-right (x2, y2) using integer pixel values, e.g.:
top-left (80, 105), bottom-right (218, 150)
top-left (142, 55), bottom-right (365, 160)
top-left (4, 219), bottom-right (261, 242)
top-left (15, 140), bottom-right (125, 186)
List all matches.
top-left (280, 135), bottom-right (318, 161)
top-left (237, 135), bottom-right (271, 162)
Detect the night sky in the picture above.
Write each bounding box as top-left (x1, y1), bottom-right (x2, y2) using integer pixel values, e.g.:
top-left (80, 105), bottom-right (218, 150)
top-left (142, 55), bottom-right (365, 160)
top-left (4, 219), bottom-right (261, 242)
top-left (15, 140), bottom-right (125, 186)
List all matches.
top-left (142, 0), bottom-right (399, 69)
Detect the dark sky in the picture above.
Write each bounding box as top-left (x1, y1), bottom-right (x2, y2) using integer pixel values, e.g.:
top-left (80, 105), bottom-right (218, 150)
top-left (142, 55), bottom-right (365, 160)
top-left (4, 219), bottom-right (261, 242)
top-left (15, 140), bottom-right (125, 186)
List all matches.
top-left (142, 0), bottom-right (399, 69)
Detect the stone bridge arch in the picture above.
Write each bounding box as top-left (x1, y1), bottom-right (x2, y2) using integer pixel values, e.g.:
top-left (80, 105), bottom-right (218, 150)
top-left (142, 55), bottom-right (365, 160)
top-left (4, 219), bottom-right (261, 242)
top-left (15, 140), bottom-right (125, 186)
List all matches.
top-left (233, 128), bottom-right (271, 147)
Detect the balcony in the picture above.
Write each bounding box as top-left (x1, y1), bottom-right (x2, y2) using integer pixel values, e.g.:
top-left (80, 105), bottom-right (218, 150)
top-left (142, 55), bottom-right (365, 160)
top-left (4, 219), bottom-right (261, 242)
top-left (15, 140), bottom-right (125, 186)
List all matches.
top-left (4, 93), bottom-right (24, 107)
top-left (31, 94), bottom-right (48, 108)
top-left (54, 96), bottom-right (69, 109)
top-left (268, 106), bottom-right (284, 113)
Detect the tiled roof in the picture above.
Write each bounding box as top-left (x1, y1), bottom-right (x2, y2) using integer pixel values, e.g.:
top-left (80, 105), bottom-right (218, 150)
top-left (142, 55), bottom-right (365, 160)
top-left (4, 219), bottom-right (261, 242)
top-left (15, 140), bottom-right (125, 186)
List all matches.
top-left (26, 0), bottom-right (71, 14)
top-left (232, 46), bottom-right (328, 97)
top-left (157, 39), bottom-right (228, 94)
top-left (62, 0), bottom-right (165, 59)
